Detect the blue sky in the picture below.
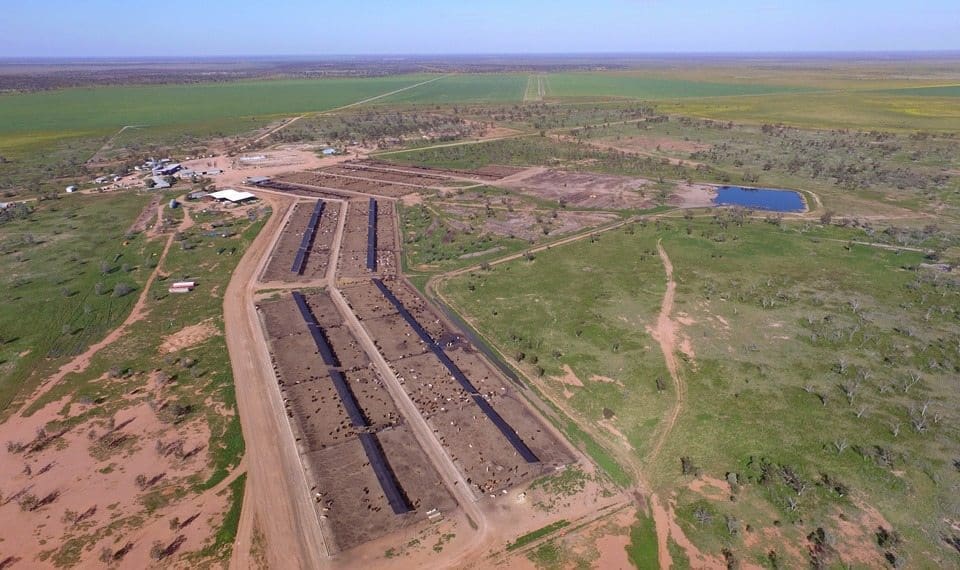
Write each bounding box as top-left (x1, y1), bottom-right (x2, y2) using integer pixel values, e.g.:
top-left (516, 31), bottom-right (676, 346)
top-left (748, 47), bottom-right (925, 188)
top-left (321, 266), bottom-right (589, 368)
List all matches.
top-left (2, 0), bottom-right (958, 57)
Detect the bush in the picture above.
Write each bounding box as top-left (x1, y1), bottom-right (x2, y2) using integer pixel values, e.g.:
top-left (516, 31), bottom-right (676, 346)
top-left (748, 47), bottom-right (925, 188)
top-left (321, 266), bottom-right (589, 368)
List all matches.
top-left (113, 283), bottom-right (133, 297)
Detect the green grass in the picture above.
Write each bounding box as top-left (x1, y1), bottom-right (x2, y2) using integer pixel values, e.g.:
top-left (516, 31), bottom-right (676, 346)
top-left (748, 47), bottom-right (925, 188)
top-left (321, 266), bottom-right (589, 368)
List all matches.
top-left (625, 512), bottom-right (659, 569)
top-left (445, 217), bottom-right (960, 565)
top-left (657, 92), bottom-right (960, 131)
top-left (384, 135), bottom-right (717, 184)
top-left (442, 223), bottom-right (672, 464)
top-left (0, 192), bottom-right (154, 413)
top-left (0, 75), bottom-right (436, 141)
top-left (546, 72), bottom-right (812, 100)
top-left (398, 202), bottom-right (528, 271)
top-left (878, 84), bottom-right (960, 97)
top-left (377, 73), bottom-right (527, 104)
top-left (507, 520), bottom-right (571, 551)
top-left (574, 115), bottom-right (957, 218)
top-left (7, 200), bottom-right (267, 565)
top-left (527, 541), bottom-right (564, 568)
top-left (199, 473), bottom-right (246, 559)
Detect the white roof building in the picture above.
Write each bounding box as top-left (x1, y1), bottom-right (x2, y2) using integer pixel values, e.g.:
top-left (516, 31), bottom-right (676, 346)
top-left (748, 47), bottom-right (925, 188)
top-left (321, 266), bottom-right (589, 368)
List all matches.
top-left (209, 189), bottom-right (256, 203)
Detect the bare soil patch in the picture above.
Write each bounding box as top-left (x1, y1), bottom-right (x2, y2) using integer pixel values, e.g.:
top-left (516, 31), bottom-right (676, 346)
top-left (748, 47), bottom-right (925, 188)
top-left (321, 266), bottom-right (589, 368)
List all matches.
top-left (160, 319), bottom-right (219, 353)
top-left (498, 169), bottom-right (656, 210)
top-left (0, 396), bottom-right (224, 567)
top-left (553, 364), bottom-right (585, 388)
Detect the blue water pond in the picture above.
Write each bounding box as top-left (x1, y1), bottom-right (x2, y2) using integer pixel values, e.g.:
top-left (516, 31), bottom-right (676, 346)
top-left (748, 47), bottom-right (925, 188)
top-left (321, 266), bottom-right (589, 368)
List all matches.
top-left (714, 186), bottom-right (806, 212)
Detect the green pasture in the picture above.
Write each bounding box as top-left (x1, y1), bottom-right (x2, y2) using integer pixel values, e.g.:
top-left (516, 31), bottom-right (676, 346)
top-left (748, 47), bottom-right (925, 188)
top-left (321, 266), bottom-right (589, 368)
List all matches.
top-left (443, 217), bottom-right (960, 565)
top-left (378, 73), bottom-right (527, 104)
top-left (0, 191), bottom-right (155, 413)
top-left (544, 72), bottom-right (812, 100)
top-left (656, 91), bottom-right (960, 131)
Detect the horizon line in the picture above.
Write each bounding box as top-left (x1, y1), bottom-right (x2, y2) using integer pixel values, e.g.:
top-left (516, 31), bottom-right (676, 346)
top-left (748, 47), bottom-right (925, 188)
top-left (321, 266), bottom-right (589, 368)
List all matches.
top-left (3, 49), bottom-right (960, 62)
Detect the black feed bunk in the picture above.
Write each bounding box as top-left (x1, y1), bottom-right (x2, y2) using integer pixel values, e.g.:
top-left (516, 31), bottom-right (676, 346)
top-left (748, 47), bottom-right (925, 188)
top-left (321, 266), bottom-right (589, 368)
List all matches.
top-left (290, 290), bottom-right (411, 514)
top-left (358, 432), bottom-right (412, 515)
top-left (372, 278), bottom-right (539, 463)
top-left (366, 198), bottom-right (378, 272)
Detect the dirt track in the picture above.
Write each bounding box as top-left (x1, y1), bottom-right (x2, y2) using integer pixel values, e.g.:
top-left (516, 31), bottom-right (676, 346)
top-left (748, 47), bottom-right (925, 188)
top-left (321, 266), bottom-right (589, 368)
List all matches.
top-left (646, 239), bottom-right (685, 464)
top-left (224, 193), bottom-right (330, 569)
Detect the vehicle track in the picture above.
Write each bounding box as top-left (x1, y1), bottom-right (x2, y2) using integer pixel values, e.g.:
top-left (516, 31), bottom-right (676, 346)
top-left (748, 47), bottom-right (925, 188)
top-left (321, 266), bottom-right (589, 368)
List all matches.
top-left (646, 239), bottom-right (685, 463)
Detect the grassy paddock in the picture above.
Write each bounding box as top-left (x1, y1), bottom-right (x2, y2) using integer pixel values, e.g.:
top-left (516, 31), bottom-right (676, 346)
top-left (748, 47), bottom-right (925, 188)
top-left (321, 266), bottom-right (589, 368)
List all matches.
top-left (657, 91), bottom-right (960, 131)
top-left (441, 222), bottom-right (674, 463)
top-left (545, 72), bottom-right (812, 100)
top-left (444, 216), bottom-right (960, 565)
top-left (0, 191), bottom-right (155, 413)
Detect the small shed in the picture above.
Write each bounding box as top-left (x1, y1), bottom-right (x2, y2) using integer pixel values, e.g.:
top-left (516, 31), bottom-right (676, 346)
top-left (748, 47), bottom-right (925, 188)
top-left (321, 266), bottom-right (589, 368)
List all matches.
top-left (66, 185), bottom-right (78, 193)
top-left (322, 148), bottom-right (337, 156)
top-left (245, 176), bottom-right (271, 185)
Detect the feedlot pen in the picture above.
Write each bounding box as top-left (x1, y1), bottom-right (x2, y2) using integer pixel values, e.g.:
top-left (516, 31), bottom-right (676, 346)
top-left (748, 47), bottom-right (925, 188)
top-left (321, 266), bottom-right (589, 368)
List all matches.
top-left (252, 168), bottom-right (576, 554)
top-left (259, 291), bottom-right (455, 552)
top-left (261, 199), bottom-right (341, 282)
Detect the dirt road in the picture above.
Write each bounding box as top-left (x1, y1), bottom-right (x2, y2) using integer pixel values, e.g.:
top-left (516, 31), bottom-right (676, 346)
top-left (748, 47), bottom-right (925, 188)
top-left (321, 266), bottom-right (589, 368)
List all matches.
top-left (224, 193), bottom-right (330, 569)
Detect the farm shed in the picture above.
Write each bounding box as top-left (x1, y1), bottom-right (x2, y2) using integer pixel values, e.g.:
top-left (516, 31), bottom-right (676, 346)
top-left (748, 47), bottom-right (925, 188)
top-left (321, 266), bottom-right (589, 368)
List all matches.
top-left (245, 176), bottom-right (271, 185)
top-left (151, 176), bottom-right (171, 189)
top-left (209, 189), bottom-right (257, 203)
top-left (154, 163), bottom-right (182, 176)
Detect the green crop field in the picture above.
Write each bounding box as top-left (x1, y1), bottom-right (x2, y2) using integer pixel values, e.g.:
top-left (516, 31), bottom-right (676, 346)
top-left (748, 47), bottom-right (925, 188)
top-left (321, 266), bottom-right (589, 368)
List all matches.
top-left (441, 217), bottom-right (960, 566)
top-left (880, 84), bottom-right (960, 97)
top-left (377, 73), bottom-right (527, 104)
top-left (0, 74), bottom-right (439, 173)
top-left (545, 72), bottom-right (813, 100)
top-left (0, 75), bottom-right (435, 141)
top-left (657, 91), bottom-right (960, 131)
